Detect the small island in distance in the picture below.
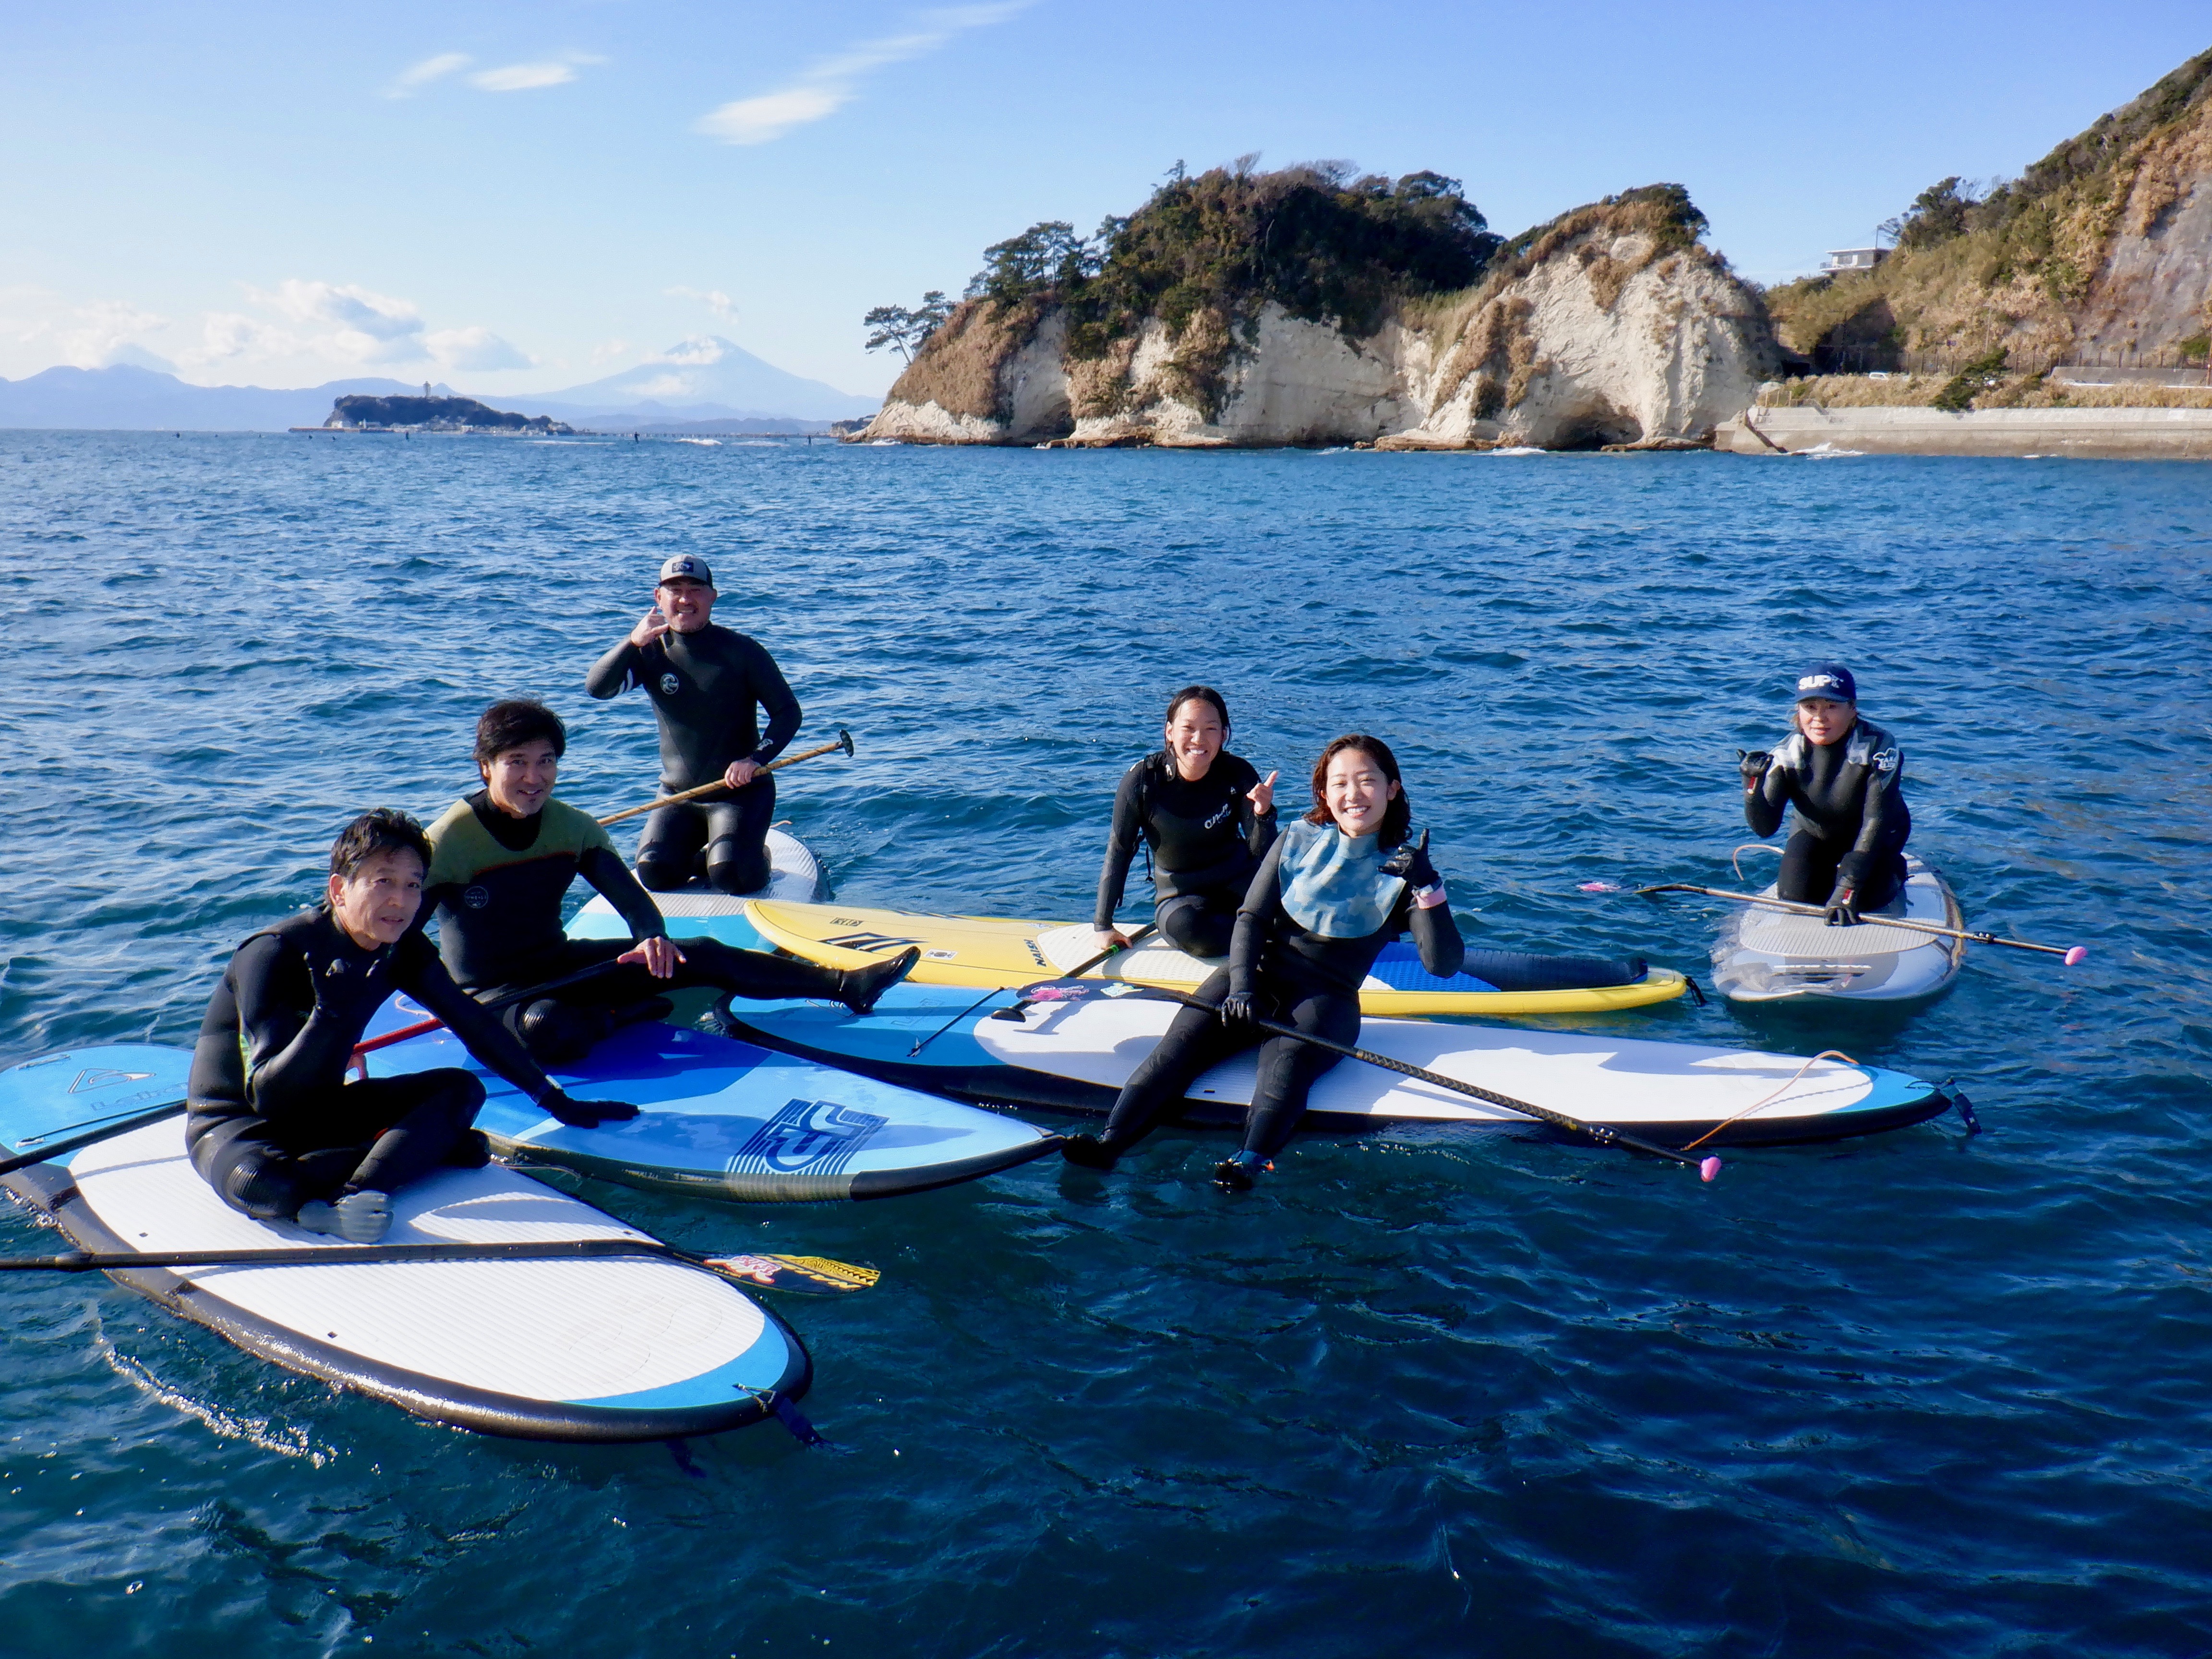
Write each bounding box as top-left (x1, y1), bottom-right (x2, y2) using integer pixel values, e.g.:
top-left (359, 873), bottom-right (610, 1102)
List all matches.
top-left (295, 393), bottom-right (575, 435)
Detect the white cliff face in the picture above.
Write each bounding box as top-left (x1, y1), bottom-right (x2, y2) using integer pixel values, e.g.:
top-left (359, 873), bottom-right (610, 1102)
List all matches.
top-left (864, 220), bottom-right (1774, 448)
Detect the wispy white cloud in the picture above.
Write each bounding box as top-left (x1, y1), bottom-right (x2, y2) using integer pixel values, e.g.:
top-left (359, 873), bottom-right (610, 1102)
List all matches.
top-left (667, 286), bottom-right (739, 324)
top-left (253, 278), bottom-right (424, 362)
top-left (696, 4), bottom-right (1026, 145)
top-left (385, 52), bottom-right (471, 99)
top-left (425, 325), bottom-right (533, 372)
top-left (469, 53), bottom-right (606, 93)
top-left (2, 290), bottom-right (173, 368)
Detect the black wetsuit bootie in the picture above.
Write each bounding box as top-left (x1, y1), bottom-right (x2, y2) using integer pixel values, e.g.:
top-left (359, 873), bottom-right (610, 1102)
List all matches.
top-left (297, 1188), bottom-right (393, 1242)
top-left (839, 947), bottom-right (921, 1016)
top-left (1212, 1151), bottom-right (1268, 1193)
top-left (445, 1129), bottom-right (493, 1169)
top-left (1060, 1133), bottom-right (1120, 1169)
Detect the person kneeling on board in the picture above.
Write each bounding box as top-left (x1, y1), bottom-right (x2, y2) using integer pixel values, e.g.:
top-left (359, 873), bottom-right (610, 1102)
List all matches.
top-left (584, 553), bottom-right (798, 896)
top-left (1064, 735), bottom-right (1463, 1191)
top-left (185, 810), bottom-right (629, 1243)
top-left (422, 698), bottom-right (915, 1066)
top-left (1739, 663), bottom-right (1911, 927)
top-left (1093, 684), bottom-right (1278, 960)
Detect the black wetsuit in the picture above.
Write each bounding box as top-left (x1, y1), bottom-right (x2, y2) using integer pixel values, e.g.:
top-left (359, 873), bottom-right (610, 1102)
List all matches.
top-left (1745, 718), bottom-right (1911, 912)
top-left (1098, 834), bottom-right (1464, 1159)
top-left (585, 623), bottom-right (801, 894)
top-left (184, 908), bottom-right (557, 1221)
top-left (421, 790), bottom-right (849, 1065)
top-left (1094, 750), bottom-right (1277, 957)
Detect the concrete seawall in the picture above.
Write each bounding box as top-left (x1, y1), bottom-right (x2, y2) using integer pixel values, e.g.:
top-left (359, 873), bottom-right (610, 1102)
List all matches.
top-left (1716, 405), bottom-right (2212, 460)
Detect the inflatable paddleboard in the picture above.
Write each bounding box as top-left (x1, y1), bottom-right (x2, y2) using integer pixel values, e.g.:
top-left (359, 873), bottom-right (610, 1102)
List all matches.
top-left (717, 983), bottom-right (1954, 1147)
top-left (0, 1046), bottom-right (807, 1443)
top-left (569, 825), bottom-right (819, 953)
top-left (1711, 855), bottom-right (1965, 1003)
top-left (743, 899), bottom-right (1689, 1017)
top-left (359, 995), bottom-right (1057, 1202)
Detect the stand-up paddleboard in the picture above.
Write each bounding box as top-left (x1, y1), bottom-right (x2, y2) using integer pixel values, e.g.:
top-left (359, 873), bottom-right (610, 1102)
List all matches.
top-left (359, 995), bottom-right (1057, 1202)
top-left (1712, 855), bottom-right (1965, 1003)
top-left (743, 899), bottom-right (1689, 1016)
top-left (569, 825), bottom-right (819, 953)
top-left (717, 982), bottom-right (1952, 1146)
top-left (0, 1046), bottom-right (808, 1443)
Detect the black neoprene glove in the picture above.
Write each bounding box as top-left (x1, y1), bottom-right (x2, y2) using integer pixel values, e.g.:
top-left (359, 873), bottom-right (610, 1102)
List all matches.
top-left (1738, 750), bottom-right (1772, 791)
top-left (540, 1087), bottom-right (640, 1128)
top-left (1823, 888), bottom-right (1862, 928)
top-left (308, 951), bottom-right (390, 1025)
top-left (1381, 829), bottom-right (1440, 891)
top-left (1218, 990), bottom-right (1258, 1027)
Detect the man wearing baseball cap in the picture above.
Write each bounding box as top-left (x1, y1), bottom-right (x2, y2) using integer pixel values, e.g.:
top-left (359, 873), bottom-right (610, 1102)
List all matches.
top-left (1738, 661), bottom-right (1913, 926)
top-left (585, 554), bottom-right (801, 895)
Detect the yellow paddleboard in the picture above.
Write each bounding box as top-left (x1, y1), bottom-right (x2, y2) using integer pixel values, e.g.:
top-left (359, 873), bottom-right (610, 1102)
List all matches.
top-left (745, 900), bottom-right (1688, 1017)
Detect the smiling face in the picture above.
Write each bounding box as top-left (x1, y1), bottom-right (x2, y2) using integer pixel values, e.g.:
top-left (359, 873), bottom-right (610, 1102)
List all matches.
top-left (657, 577), bottom-right (715, 633)
top-left (481, 737), bottom-right (558, 818)
top-left (1323, 747), bottom-right (1401, 838)
top-left (1164, 697), bottom-right (1226, 781)
top-left (1796, 697), bottom-right (1856, 746)
top-left (327, 847), bottom-right (425, 949)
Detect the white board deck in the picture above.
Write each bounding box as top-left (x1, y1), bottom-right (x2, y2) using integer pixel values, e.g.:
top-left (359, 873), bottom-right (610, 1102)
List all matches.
top-left (1711, 855), bottom-right (1964, 1002)
top-left (970, 987), bottom-right (1936, 1135)
top-left (35, 1118), bottom-right (804, 1439)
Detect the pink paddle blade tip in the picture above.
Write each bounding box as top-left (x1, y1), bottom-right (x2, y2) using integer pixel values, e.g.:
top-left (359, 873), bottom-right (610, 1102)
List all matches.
top-left (2064, 946), bottom-right (2088, 966)
top-left (1698, 1156), bottom-right (1721, 1182)
top-left (1577, 880), bottom-right (1622, 893)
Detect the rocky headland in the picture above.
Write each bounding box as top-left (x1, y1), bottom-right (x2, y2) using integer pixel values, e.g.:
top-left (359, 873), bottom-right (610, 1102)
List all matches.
top-left (318, 395), bottom-right (574, 435)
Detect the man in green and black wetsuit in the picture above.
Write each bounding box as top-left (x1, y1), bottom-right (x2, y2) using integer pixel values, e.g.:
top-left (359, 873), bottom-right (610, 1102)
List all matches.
top-left (421, 699), bottom-right (915, 1065)
top-left (584, 553), bottom-right (798, 895)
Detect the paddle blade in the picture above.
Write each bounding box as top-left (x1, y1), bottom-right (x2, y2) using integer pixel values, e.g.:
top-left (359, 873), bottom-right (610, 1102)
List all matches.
top-left (701, 1253), bottom-right (880, 1296)
top-left (2064, 946), bottom-right (2087, 966)
top-left (1699, 1157), bottom-right (1722, 1182)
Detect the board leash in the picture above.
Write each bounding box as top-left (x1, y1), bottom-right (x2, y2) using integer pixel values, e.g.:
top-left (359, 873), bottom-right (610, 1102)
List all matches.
top-left (913, 924), bottom-right (1155, 1057)
top-left (0, 1102), bottom-right (188, 1180)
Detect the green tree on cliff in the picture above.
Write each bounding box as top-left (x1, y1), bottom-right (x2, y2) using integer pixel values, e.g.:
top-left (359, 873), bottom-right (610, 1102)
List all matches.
top-left (863, 291), bottom-right (955, 362)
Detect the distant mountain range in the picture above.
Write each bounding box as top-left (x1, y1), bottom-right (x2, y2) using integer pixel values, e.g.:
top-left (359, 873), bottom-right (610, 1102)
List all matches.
top-left (0, 337), bottom-right (878, 431)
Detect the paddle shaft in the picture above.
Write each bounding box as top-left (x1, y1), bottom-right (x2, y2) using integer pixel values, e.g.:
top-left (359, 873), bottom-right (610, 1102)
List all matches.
top-left (1635, 883), bottom-right (2080, 958)
top-left (350, 959), bottom-right (631, 1067)
top-left (0, 1236), bottom-right (876, 1293)
top-left (599, 728), bottom-right (854, 827)
top-left (1157, 989), bottom-right (1715, 1173)
top-left (0, 1103), bottom-right (188, 1180)
top-left (910, 925), bottom-right (1157, 1057)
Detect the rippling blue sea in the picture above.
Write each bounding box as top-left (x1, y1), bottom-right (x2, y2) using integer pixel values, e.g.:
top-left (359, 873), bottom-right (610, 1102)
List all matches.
top-left (2, 431), bottom-right (2210, 1657)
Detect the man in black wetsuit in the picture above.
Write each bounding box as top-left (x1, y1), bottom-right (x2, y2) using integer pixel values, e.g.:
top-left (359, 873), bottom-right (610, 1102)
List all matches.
top-left (421, 699), bottom-right (915, 1065)
top-left (185, 810), bottom-right (631, 1243)
top-left (584, 553), bottom-right (799, 895)
top-left (1741, 662), bottom-right (1912, 926)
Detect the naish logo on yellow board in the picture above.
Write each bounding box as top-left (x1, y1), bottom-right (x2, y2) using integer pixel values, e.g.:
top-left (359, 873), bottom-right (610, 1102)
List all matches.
top-left (825, 932), bottom-right (921, 955)
top-left (69, 1068), bottom-right (154, 1094)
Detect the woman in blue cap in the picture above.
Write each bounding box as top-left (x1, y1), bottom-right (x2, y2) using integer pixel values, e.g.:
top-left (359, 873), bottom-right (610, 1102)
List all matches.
top-left (1739, 663), bottom-right (1911, 925)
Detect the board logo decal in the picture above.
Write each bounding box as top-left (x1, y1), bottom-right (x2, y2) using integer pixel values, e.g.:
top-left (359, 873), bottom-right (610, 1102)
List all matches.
top-left (824, 931), bottom-right (922, 955)
top-left (729, 1098), bottom-right (888, 1176)
top-left (69, 1068), bottom-right (154, 1094)
top-left (924, 949), bottom-right (958, 960)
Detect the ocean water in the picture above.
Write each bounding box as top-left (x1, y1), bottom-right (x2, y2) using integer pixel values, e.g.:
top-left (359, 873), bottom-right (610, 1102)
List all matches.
top-left (1, 431), bottom-right (2209, 1657)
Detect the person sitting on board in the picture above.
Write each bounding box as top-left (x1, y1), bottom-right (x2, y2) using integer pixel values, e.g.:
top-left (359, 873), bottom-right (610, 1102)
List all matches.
top-left (1093, 685), bottom-right (1280, 961)
top-left (1740, 662), bottom-right (1912, 927)
top-left (184, 809), bottom-right (632, 1244)
top-left (421, 698), bottom-right (916, 1066)
top-left (584, 553), bottom-right (799, 896)
top-left (1064, 734), bottom-right (1463, 1191)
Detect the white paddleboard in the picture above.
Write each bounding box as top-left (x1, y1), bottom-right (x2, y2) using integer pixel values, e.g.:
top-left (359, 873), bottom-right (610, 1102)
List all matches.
top-left (3, 1116), bottom-right (808, 1441)
top-left (1711, 854), bottom-right (1965, 1002)
top-left (574, 826), bottom-right (819, 952)
top-left (965, 986), bottom-right (1945, 1143)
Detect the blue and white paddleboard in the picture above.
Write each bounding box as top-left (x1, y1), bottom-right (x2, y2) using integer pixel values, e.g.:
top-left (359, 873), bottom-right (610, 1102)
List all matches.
top-left (0, 1045), bottom-right (808, 1443)
top-left (566, 823), bottom-right (821, 954)
top-left (717, 983), bottom-right (1956, 1147)
top-left (360, 995), bottom-right (1056, 1201)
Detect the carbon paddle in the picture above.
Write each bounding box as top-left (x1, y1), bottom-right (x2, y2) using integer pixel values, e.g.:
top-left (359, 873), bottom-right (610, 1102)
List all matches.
top-left (1146, 987), bottom-right (1721, 1179)
top-left (0, 1102), bottom-right (188, 1180)
top-left (599, 728), bottom-right (855, 828)
top-left (913, 924), bottom-right (1156, 1057)
top-left (0, 1238), bottom-right (879, 1296)
top-left (1635, 883), bottom-right (2087, 963)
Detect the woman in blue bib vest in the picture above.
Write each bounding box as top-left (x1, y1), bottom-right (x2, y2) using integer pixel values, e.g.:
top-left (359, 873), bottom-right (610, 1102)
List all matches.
top-left (1063, 734), bottom-right (1463, 1190)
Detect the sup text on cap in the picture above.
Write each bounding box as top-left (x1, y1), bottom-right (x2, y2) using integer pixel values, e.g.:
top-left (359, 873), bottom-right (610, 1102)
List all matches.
top-left (657, 555), bottom-right (714, 587)
top-left (1794, 663), bottom-right (1857, 702)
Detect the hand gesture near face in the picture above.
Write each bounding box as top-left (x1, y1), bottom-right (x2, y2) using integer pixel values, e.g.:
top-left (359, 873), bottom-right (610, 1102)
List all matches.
top-left (630, 606), bottom-right (671, 649)
top-left (1248, 770), bottom-right (1278, 816)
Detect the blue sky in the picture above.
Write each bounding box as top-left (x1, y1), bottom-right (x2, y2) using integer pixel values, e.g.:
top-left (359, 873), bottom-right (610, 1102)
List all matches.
top-left (2, 2), bottom-right (2206, 398)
